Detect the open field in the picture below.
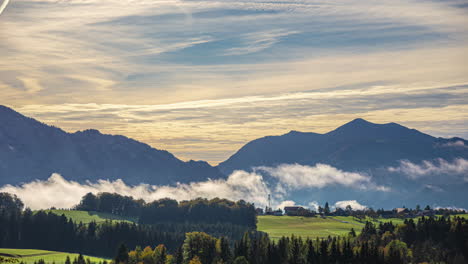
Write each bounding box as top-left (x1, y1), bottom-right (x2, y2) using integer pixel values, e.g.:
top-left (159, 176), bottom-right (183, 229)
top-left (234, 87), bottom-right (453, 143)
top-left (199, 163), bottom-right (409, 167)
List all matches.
top-left (0, 249), bottom-right (109, 264)
top-left (258, 214), bottom-right (468, 240)
top-left (43, 210), bottom-right (137, 224)
top-left (331, 216), bottom-right (405, 225)
top-left (257, 215), bottom-right (363, 240)
top-left (453, 214), bottom-right (468, 219)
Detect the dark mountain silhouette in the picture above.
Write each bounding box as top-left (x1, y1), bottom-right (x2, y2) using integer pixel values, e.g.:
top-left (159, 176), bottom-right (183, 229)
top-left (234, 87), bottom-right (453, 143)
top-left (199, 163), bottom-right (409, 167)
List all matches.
top-left (0, 105), bottom-right (223, 185)
top-left (217, 118), bottom-right (468, 208)
top-left (218, 118), bottom-right (468, 174)
top-left (1, 105), bottom-right (467, 208)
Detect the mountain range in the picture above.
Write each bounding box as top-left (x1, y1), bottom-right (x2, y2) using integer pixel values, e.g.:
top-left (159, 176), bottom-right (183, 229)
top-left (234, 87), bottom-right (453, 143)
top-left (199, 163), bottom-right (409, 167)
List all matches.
top-left (1, 105), bottom-right (467, 208)
top-left (218, 118), bottom-right (468, 174)
top-left (0, 105), bottom-right (222, 185)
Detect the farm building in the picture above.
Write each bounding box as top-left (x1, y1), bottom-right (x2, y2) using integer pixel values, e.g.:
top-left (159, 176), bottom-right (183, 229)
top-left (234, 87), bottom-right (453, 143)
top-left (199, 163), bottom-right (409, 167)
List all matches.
top-left (273, 209), bottom-right (283, 216)
top-left (284, 206), bottom-right (304, 216)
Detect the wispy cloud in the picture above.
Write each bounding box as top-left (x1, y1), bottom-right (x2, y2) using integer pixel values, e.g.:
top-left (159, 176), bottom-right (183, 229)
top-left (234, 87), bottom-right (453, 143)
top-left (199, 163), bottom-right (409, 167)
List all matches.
top-left (388, 158), bottom-right (468, 179)
top-left (438, 140), bottom-right (468, 149)
top-left (1, 0), bottom-right (467, 162)
top-left (224, 29), bottom-right (300, 55)
top-left (12, 93), bottom-right (468, 163)
top-left (0, 172), bottom-right (270, 210)
top-left (256, 163), bottom-right (384, 190)
top-left (0, 163), bottom-right (388, 210)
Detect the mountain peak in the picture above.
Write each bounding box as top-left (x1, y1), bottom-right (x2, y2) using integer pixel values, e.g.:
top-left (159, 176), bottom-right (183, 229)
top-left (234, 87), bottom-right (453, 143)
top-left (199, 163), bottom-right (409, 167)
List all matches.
top-left (345, 118), bottom-right (374, 127)
top-left (0, 105), bottom-right (224, 185)
top-left (328, 118), bottom-right (376, 135)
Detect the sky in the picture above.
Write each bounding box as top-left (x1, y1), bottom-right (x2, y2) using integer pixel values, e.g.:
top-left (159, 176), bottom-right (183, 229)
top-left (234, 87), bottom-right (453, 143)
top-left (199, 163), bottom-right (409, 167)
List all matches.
top-left (1, 0), bottom-right (468, 164)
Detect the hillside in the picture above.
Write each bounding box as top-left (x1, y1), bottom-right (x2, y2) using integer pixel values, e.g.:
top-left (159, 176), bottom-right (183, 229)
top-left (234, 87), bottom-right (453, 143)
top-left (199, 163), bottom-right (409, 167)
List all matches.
top-left (43, 210), bottom-right (137, 224)
top-left (257, 214), bottom-right (468, 240)
top-left (0, 105), bottom-right (223, 185)
top-left (257, 215), bottom-right (362, 240)
top-left (0, 248), bottom-right (108, 264)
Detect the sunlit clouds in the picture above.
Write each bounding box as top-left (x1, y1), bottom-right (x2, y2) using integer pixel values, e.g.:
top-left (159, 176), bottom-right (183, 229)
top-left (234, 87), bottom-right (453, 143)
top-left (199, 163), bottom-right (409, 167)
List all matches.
top-left (12, 95), bottom-right (468, 163)
top-left (1, 0), bottom-right (468, 163)
top-left (0, 163), bottom-right (388, 210)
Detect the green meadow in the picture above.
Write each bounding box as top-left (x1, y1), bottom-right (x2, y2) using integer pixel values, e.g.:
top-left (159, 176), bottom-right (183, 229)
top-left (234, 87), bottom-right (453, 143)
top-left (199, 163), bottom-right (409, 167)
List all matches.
top-left (43, 210), bottom-right (137, 224)
top-left (0, 249), bottom-right (109, 264)
top-left (452, 213), bottom-right (468, 219)
top-left (257, 214), bottom-right (468, 240)
top-left (257, 215), bottom-right (363, 240)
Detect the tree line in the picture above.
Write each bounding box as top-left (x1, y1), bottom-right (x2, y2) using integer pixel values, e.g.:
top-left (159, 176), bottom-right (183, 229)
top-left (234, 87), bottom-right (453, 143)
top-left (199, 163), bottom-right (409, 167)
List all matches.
top-left (0, 193), bottom-right (258, 258)
top-left (117, 216), bottom-right (468, 264)
top-left (1, 192), bottom-right (467, 263)
top-left (76, 193), bottom-right (256, 228)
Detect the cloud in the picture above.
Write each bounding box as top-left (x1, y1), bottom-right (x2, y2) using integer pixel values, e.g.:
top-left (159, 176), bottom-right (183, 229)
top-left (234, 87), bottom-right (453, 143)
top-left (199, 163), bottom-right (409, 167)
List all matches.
top-left (2, 0), bottom-right (468, 110)
top-left (0, 163), bottom-right (388, 210)
top-left (2, 0), bottom-right (468, 164)
top-left (12, 83), bottom-right (468, 164)
top-left (274, 200), bottom-right (322, 211)
top-left (439, 140), bottom-right (468, 149)
top-left (424, 184), bottom-right (444, 192)
top-left (0, 172), bottom-right (270, 210)
top-left (388, 158), bottom-right (468, 179)
top-left (307, 201), bottom-right (319, 211)
top-left (276, 200), bottom-right (297, 210)
top-left (256, 163), bottom-right (387, 191)
top-left (334, 200), bottom-right (367, 211)
top-left (224, 29), bottom-right (300, 56)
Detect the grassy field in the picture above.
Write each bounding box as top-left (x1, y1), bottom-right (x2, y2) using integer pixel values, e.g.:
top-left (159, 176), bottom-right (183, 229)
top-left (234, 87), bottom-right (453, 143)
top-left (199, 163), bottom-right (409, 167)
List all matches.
top-left (453, 213), bottom-right (468, 219)
top-left (331, 216), bottom-right (405, 225)
top-left (257, 215), bottom-right (363, 240)
top-left (258, 214), bottom-right (468, 240)
top-left (43, 210), bottom-right (137, 224)
top-left (0, 249), bottom-right (109, 264)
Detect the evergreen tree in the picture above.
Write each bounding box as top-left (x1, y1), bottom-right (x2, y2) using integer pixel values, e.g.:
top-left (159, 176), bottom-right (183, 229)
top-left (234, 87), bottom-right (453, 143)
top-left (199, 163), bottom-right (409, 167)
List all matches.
top-left (290, 235), bottom-right (305, 264)
top-left (216, 236), bottom-right (232, 263)
top-left (324, 203), bottom-right (330, 215)
top-left (115, 244), bottom-right (129, 264)
top-left (306, 239), bottom-right (316, 264)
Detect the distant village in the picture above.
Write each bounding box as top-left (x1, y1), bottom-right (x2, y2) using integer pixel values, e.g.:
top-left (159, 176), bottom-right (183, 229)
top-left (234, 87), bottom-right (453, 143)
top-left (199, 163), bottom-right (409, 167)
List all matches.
top-left (256, 202), bottom-right (466, 219)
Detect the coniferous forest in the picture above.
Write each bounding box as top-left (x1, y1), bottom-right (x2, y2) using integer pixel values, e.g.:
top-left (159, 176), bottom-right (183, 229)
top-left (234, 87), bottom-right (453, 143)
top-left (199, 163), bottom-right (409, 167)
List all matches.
top-left (1, 192), bottom-right (468, 264)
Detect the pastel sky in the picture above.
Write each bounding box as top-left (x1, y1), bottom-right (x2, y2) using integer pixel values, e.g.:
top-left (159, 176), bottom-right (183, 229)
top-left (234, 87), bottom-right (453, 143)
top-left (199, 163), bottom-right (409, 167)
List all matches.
top-left (1, 0), bottom-right (468, 164)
